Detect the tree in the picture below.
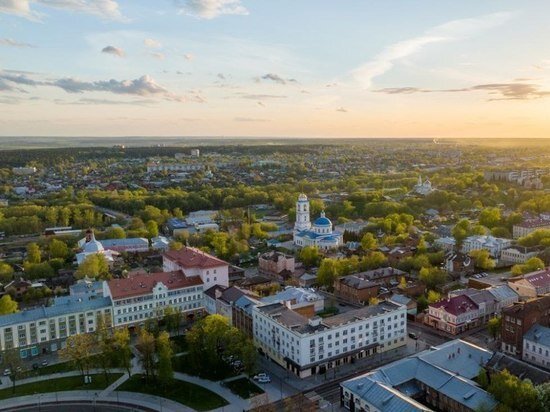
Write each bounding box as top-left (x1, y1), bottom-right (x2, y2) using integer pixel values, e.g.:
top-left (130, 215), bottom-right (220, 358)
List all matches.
top-left (417, 294), bottom-right (428, 312)
top-left (368, 297), bottom-right (379, 306)
top-left (104, 226), bottom-right (126, 239)
top-left (136, 329), bottom-right (156, 381)
top-left (163, 306), bottom-right (181, 334)
top-left (419, 267), bottom-right (447, 290)
top-left (0, 262), bottom-right (14, 283)
top-left (399, 276), bottom-right (407, 289)
top-left (479, 207), bottom-right (501, 229)
top-left (169, 240), bottom-right (183, 251)
top-left (477, 368), bottom-right (489, 389)
top-left (112, 328), bottom-right (132, 377)
top-left (427, 290), bottom-right (441, 303)
top-left (360, 251), bottom-right (387, 270)
top-left (75, 254), bottom-right (110, 280)
top-left (156, 331), bottom-right (174, 386)
top-left (360, 232), bottom-right (378, 250)
top-left (146, 220), bottom-right (159, 238)
top-left (49, 238), bottom-right (69, 259)
top-left (299, 246), bottom-right (320, 267)
top-left (317, 258), bottom-right (339, 288)
top-left (536, 382), bottom-right (550, 412)
top-left (511, 257), bottom-right (545, 276)
top-left (0, 294), bottom-right (18, 315)
top-left (26, 242), bottom-right (41, 264)
top-left (487, 316), bottom-right (502, 339)
top-left (487, 369), bottom-right (542, 412)
top-left (469, 249), bottom-right (496, 270)
top-left (452, 219), bottom-right (471, 247)
top-left (1, 349), bottom-right (23, 393)
top-left (60, 333), bottom-right (95, 377)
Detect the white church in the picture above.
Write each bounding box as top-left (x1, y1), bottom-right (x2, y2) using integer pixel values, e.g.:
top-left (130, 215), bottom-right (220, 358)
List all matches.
top-left (413, 175), bottom-right (434, 195)
top-left (293, 194), bottom-right (343, 250)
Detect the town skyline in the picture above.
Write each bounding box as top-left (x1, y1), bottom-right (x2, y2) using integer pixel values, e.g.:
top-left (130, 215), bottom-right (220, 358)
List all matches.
top-left (1, 0), bottom-right (550, 138)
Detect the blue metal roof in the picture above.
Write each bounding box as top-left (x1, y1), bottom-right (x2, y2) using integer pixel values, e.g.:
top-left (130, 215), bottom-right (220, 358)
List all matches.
top-left (0, 296), bottom-right (112, 328)
top-left (524, 324), bottom-right (550, 347)
top-left (313, 216), bottom-right (331, 226)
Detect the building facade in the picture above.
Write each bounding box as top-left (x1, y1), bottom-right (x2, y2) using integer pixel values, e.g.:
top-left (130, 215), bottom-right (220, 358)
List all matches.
top-left (513, 219), bottom-right (550, 239)
top-left (461, 235), bottom-right (512, 258)
top-left (508, 268), bottom-right (550, 298)
top-left (522, 324), bottom-right (550, 369)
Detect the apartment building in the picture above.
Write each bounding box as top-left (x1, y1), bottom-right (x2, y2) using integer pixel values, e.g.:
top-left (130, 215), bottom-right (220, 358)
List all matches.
top-left (523, 324), bottom-right (550, 369)
top-left (253, 300), bottom-right (406, 378)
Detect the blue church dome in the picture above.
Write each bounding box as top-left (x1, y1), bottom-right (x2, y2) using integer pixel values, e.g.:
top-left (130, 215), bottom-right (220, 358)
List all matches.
top-left (313, 211), bottom-right (331, 226)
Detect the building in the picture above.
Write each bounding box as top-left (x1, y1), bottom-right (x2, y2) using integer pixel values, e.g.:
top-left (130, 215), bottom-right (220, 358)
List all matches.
top-left (166, 218), bottom-right (188, 236)
top-left (434, 236), bottom-right (456, 252)
top-left (0, 294), bottom-right (112, 355)
top-left (413, 175), bottom-right (434, 195)
top-left (4, 278), bottom-right (32, 299)
top-left (341, 340), bottom-right (497, 412)
top-left (101, 238), bottom-right (149, 253)
top-left (260, 287), bottom-right (324, 318)
top-left (185, 210), bottom-right (218, 226)
top-left (258, 251), bottom-right (295, 280)
top-left (487, 352), bottom-right (550, 385)
top-left (513, 219), bottom-right (550, 238)
top-left (203, 285), bottom-right (248, 323)
top-left (500, 246), bottom-right (542, 264)
top-left (232, 294), bottom-right (261, 339)
top-left (334, 267), bottom-right (409, 305)
top-left (501, 295), bottom-right (550, 356)
top-left (426, 294), bottom-right (480, 334)
top-left (104, 270), bottom-right (204, 327)
top-left (12, 167), bottom-right (37, 175)
top-left (146, 163), bottom-right (203, 173)
top-left (293, 194), bottom-right (343, 250)
top-left (461, 235), bottom-right (512, 258)
top-left (163, 246), bottom-right (229, 290)
top-left (151, 236), bottom-right (170, 251)
top-left (190, 148), bottom-right (200, 157)
top-left (522, 324), bottom-right (550, 369)
top-left (75, 230), bottom-right (118, 265)
top-left (508, 268), bottom-right (550, 297)
top-left (444, 252), bottom-right (474, 278)
top-left (253, 300), bottom-right (406, 378)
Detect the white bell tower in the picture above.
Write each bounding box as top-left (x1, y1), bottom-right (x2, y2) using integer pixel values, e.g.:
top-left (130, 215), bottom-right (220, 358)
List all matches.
top-left (294, 193), bottom-right (311, 232)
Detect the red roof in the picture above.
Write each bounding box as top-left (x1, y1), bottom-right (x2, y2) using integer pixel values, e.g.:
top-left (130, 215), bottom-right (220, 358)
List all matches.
top-left (164, 247), bottom-right (228, 269)
top-left (524, 269), bottom-right (550, 287)
top-left (430, 294), bottom-right (478, 316)
top-left (107, 270), bottom-right (202, 300)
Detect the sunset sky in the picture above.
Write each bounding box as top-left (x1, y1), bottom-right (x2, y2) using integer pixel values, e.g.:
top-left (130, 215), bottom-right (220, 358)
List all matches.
top-left (1, 0), bottom-right (549, 138)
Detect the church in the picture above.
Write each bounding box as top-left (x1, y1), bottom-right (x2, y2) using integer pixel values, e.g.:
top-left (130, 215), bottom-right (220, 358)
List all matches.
top-left (413, 175), bottom-right (433, 195)
top-left (293, 194), bottom-right (343, 250)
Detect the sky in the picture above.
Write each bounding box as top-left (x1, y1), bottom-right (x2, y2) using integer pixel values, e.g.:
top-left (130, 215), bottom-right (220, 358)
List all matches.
top-left (0, 0), bottom-right (549, 138)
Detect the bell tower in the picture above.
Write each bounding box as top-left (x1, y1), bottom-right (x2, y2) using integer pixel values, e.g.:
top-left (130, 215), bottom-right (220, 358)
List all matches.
top-left (294, 193), bottom-right (311, 232)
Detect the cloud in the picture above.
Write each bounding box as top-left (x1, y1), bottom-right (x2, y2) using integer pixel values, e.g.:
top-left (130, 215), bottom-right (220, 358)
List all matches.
top-left (258, 73), bottom-right (298, 85)
top-left (144, 38), bottom-right (162, 48)
top-left (234, 117), bottom-right (269, 122)
top-left (183, 53), bottom-right (194, 60)
top-left (217, 73), bottom-right (226, 80)
top-left (0, 71), bottom-right (190, 102)
top-left (0, 0), bottom-right (124, 21)
top-left (101, 45), bottom-right (125, 57)
top-left (56, 97), bottom-right (156, 105)
top-left (374, 82), bottom-right (550, 100)
top-left (176, 0), bottom-right (248, 19)
top-left (353, 11), bottom-right (514, 88)
top-left (0, 38), bottom-right (34, 48)
top-left (336, 107), bottom-right (348, 112)
top-left (239, 93), bottom-right (287, 100)
top-left (150, 52), bottom-right (165, 60)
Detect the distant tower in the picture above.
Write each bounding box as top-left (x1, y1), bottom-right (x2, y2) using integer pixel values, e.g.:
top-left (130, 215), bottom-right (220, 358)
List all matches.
top-left (294, 193), bottom-right (311, 232)
top-left (417, 175), bottom-right (422, 186)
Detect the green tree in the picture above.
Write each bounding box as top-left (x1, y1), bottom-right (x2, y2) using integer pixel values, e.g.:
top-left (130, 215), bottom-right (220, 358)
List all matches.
top-left (112, 328), bottom-right (132, 377)
top-left (469, 249), bottom-right (496, 270)
top-left (477, 368), bottom-right (489, 389)
top-left (419, 267), bottom-right (447, 290)
top-left (511, 257), bottom-right (545, 276)
top-left (0, 294), bottom-right (18, 315)
top-left (136, 329), bottom-right (157, 382)
top-left (427, 290), bottom-right (441, 303)
top-left (317, 258), bottom-right (339, 288)
top-left (146, 220), bottom-right (159, 238)
top-left (487, 316), bottom-right (502, 339)
top-left (479, 207), bottom-right (501, 229)
top-left (75, 254), bottom-right (110, 280)
top-left (26, 242), bottom-right (41, 264)
top-left (360, 251), bottom-right (387, 270)
top-left (49, 238), bottom-right (69, 259)
top-left (452, 219), bottom-right (471, 247)
top-left (487, 369), bottom-right (542, 412)
top-left (0, 262), bottom-right (14, 283)
top-left (169, 240), bottom-right (183, 251)
top-left (60, 333), bottom-right (95, 377)
top-left (156, 331), bottom-right (174, 386)
top-left (1, 349), bottom-right (23, 393)
top-left (299, 246), bottom-right (320, 267)
top-left (536, 382), bottom-right (550, 411)
top-left (417, 294), bottom-right (428, 312)
top-left (360, 232), bottom-right (378, 250)
top-left (104, 226), bottom-right (126, 239)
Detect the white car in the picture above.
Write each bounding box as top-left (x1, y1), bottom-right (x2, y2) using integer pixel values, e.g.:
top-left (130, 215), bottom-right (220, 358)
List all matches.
top-left (3, 369), bottom-right (10, 376)
top-left (253, 373), bottom-right (268, 380)
top-left (257, 376), bottom-right (271, 384)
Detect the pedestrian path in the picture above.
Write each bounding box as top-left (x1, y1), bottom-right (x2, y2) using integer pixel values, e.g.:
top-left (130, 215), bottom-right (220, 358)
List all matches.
top-left (98, 372), bottom-right (130, 398)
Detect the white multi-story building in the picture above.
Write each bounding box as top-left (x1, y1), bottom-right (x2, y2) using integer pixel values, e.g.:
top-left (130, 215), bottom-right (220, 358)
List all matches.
top-left (253, 300), bottom-right (406, 378)
top-left (500, 246), bottom-right (541, 264)
top-left (0, 294), bottom-right (112, 356)
top-left (104, 270), bottom-right (204, 327)
top-left (146, 163), bottom-right (203, 173)
top-left (12, 167), bottom-right (37, 175)
top-left (461, 235), bottom-right (512, 258)
top-left (523, 324), bottom-right (550, 369)
top-left (163, 246), bottom-right (229, 290)
top-left (513, 219), bottom-right (550, 239)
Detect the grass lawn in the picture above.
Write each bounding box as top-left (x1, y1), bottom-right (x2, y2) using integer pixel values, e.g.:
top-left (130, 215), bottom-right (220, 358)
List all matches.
top-left (172, 353), bottom-right (238, 381)
top-left (224, 377), bottom-right (264, 399)
top-left (116, 374), bottom-right (228, 411)
top-left (0, 373), bottom-right (123, 400)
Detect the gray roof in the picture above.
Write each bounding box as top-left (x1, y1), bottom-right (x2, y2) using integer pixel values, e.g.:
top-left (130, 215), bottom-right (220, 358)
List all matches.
top-left (342, 340), bottom-right (497, 412)
top-left (256, 303), bottom-right (324, 334)
top-left (261, 287), bottom-right (322, 305)
top-left (0, 296), bottom-right (112, 328)
top-left (487, 285), bottom-right (518, 302)
top-left (101, 237), bottom-right (149, 247)
top-left (524, 324), bottom-right (550, 347)
top-left (389, 294), bottom-right (412, 306)
top-left (486, 352), bottom-right (550, 385)
top-left (234, 295), bottom-right (260, 315)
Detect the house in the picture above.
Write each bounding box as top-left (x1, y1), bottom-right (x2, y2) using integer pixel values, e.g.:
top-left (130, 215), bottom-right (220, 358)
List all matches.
top-left (228, 265), bottom-right (245, 284)
top-left (203, 285), bottom-right (248, 323)
top-left (104, 270), bottom-right (204, 327)
top-left (501, 295), bottom-right (550, 356)
top-left (163, 246), bottom-right (229, 289)
top-left (166, 218), bottom-right (188, 237)
top-left (299, 273), bottom-right (317, 288)
top-left (258, 250), bottom-right (295, 280)
top-left (461, 235), bottom-right (512, 258)
top-left (334, 267), bottom-right (409, 305)
top-left (260, 287), bottom-right (324, 318)
top-left (4, 278), bottom-right (32, 299)
top-left (100, 237), bottom-right (149, 253)
top-left (444, 252), bottom-right (474, 278)
top-left (500, 246), bottom-right (542, 264)
top-left (386, 246), bottom-right (414, 266)
top-left (341, 340), bottom-right (497, 412)
top-left (151, 236), bottom-right (170, 251)
top-left (389, 294), bottom-right (417, 316)
top-left (253, 300), bottom-right (406, 378)
top-left (522, 324), bottom-right (550, 369)
top-left (513, 219), bottom-right (550, 239)
top-left (232, 294), bottom-right (261, 338)
top-left (508, 268), bottom-right (550, 298)
top-left (486, 352), bottom-right (550, 386)
top-left (434, 237), bottom-right (456, 252)
top-left (425, 294), bottom-right (479, 335)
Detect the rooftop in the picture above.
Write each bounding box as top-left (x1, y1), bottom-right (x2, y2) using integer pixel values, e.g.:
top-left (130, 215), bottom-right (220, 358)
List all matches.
top-left (107, 270), bottom-right (202, 300)
top-left (524, 324), bottom-right (550, 347)
top-left (261, 287), bottom-right (323, 306)
top-left (164, 246), bottom-right (228, 269)
top-left (430, 294), bottom-right (478, 316)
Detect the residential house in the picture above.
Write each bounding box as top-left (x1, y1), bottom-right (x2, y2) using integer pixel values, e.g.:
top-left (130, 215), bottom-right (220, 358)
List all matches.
top-left (261, 287), bottom-right (324, 318)
top-left (232, 294), bottom-right (261, 339)
top-left (444, 252), bottom-right (474, 278)
top-left (486, 352), bottom-right (550, 386)
top-left (258, 250), bottom-right (295, 281)
top-left (522, 324), bottom-right (550, 369)
top-left (425, 294), bottom-right (480, 334)
top-left (461, 235), bottom-right (512, 258)
top-left (4, 278), bottom-right (32, 300)
top-left (513, 219), bottom-right (550, 239)
top-left (508, 268), bottom-right (550, 298)
top-left (500, 246), bottom-right (542, 264)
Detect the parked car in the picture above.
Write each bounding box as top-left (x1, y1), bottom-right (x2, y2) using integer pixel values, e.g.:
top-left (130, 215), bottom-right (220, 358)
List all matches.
top-left (408, 332), bottom-right (418, 340)
top-left (257, 376), bottom-right (271, 384)
top-left (253, 373), bottom-right (269, 380)
top-left (41, 360), bottom-right (49, 367)
top-left (3, 369), bottom-right (11, 376)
